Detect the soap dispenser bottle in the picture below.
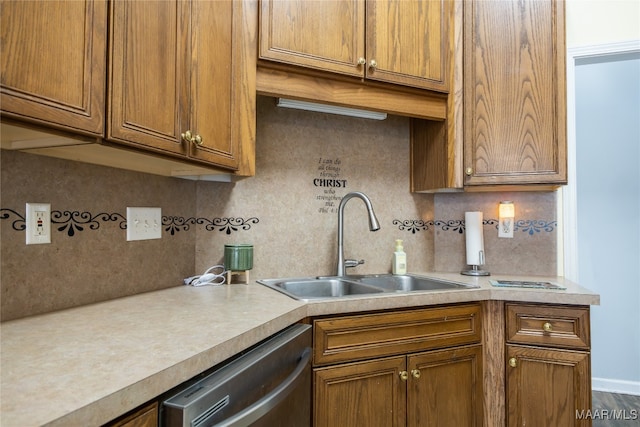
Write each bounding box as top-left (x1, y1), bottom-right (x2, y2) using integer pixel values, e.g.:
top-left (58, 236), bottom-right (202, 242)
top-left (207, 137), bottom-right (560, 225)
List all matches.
top-left (392, 239), bottom-right (407, 275)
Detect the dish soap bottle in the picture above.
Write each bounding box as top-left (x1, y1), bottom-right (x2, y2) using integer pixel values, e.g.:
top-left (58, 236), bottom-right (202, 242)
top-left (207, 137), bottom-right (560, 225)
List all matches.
top-left (392, 239), bottom-right (407, 275)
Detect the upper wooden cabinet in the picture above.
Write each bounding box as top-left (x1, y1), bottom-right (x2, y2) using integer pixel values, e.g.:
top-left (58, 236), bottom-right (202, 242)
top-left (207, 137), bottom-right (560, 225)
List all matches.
top-left (367, 0), bottom-right (450, 91)
top-left (108, 0), bottom-right (256, 175)
top-left (411, 0), bottom-right (567, 191)
top-left (1, 0), bottom-right (256, 178)
top-left (463, 0), bottom-right (566, 186)
top-left (108, 1), bottom-right (185, 156)
top-left (259, 0), bottom-right (450, 92)
top-left (0, 0), bottom-right (107, 136)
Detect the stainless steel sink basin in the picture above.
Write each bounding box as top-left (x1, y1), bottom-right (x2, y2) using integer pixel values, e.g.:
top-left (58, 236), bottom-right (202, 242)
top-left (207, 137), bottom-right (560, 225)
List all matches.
top-left (349, 274), bottom-right (474, 292)
top-left (258, 278), bottom-right (385, 301)
top-left (258, 274), bottom-right (478, 301)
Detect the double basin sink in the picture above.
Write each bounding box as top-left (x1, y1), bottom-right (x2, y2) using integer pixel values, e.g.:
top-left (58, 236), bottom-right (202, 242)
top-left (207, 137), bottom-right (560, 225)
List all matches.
top-left (258, 274), bottom-right (479, 301)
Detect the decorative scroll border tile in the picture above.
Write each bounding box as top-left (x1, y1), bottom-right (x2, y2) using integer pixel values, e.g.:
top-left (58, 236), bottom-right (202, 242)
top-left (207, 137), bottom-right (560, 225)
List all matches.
top-left (3, 208), bottom-right (553, 237)
top-left (163, 216), bottom-right (260, 235)
top-left (392, 219), bottom-right (556, 235)
top-left (1, 209), bottom-right (259, 237)
top-left (0, 209), bottom-right (25, 231)
top-left (52, 211), bottom-right (127, 236)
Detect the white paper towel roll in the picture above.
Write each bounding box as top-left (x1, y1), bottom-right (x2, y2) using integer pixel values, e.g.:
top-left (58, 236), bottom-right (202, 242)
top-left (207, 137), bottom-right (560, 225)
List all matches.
top-left (465, 212), bottom-right (485, 266)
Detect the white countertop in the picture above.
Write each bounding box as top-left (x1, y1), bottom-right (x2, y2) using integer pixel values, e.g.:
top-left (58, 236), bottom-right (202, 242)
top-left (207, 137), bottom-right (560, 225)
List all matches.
top-left (0, 273), bottom-right (599, 427)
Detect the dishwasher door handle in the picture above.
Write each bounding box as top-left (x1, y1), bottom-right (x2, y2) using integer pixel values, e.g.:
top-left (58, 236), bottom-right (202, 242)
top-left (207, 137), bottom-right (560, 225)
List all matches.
top-left (213, 347), bottom-right (312, 427)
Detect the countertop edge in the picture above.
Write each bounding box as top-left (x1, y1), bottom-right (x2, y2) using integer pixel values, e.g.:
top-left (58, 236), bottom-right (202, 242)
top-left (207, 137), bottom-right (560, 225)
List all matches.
top-left (1, 274), bottom-right (599, 427)
top-left (45, 304), bottom-right (310, 427)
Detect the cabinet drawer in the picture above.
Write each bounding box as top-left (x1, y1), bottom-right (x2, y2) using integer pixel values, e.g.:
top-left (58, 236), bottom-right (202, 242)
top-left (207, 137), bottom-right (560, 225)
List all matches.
top-left (313, 304), bottom-right (482, 366)
top-left (506, 303), bottom-right (590, 350)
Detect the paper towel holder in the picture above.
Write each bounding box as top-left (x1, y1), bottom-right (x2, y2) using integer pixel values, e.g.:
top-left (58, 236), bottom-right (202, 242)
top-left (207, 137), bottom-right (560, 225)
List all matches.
top-left (461, 211), bottom-right (490, 276)
top-left (461, 251), bottom-right (490, 276)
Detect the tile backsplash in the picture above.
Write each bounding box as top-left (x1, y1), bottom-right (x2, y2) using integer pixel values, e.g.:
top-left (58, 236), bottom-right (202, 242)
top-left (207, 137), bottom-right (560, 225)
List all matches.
top-left (0, 149), bottom-right (197, 321)
top-left (1, 96), bottom-right (557, 321)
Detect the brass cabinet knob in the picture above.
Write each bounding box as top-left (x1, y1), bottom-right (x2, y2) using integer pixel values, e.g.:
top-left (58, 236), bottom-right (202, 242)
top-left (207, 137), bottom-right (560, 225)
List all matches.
top-left (411, 369), bottom-right (421, 379)
top-left (509, 357), bottom-right (517, 368)
top-left (465, 167), bottom-right (473, 176)
top-left (399, 370), bottom-right (408, 381)
top-left (369, 59), bottom-right (377, 70)
top-left (543, 322), bottom-right (553, 332)
top-left (181, 130), bottom-right (204, 146)
top-left (357, 57), bottom-right (366, 66)
top-left (181, 130), bottom-right (193, 143)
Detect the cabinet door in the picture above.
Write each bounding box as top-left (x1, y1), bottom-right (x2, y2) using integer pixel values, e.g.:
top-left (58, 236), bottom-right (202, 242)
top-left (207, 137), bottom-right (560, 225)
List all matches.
top-left (188, 0), bottom-right (238, 170)
top-left (314, 356), bottom-right (406, 427)
top-left (259, 0), bottom-right (365, 77)
top-left (107, 402), bottom-right (158, 427)
top-left (108, 0), bottom-right (189, 156)
top-left (366, 0), bottom-right (450, 91)
top-left (506, 345), bottom-right (591, 427)
top-left (463, 0), bottom-right (566, 185)
top-left (0, 0), bottom-right (106, 135)
top-left (408, 345), bottom-right (483, 427)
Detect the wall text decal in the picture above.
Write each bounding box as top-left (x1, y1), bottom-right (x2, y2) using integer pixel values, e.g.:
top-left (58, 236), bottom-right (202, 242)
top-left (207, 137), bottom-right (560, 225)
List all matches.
top-left (314, 157), bottom-right (346, 214)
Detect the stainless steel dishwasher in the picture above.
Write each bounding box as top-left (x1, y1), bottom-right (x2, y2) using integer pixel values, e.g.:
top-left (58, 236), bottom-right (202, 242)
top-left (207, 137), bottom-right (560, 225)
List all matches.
top-left (161, 323), bottom-right (312, 427)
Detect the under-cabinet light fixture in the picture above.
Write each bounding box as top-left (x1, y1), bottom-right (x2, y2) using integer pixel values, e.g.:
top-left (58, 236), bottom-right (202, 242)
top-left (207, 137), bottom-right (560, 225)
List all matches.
top-left (276, 98), bottom-right (387, 120)
top-left (498, 201), bottom-right (515, 238)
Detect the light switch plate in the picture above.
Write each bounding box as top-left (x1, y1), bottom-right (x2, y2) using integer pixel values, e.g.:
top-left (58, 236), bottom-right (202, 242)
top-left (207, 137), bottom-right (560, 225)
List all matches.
top-left (126, 207), bottom-right (162, 241)
top-left (26, 203), bottom-right (51, 244)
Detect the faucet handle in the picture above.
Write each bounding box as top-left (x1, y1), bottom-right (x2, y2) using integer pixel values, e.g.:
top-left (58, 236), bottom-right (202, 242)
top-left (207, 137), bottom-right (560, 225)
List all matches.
top-left (344, 259), bottom-right (365, 269)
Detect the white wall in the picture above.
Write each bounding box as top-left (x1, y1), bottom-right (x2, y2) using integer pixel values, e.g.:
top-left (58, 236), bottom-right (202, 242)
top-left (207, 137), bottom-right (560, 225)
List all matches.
top-left (565, 0), bottom-right (640, 396)
top-left (575, 53), bottom-right (640, 394)
top-left (567, 0), bottom-right (640, 47)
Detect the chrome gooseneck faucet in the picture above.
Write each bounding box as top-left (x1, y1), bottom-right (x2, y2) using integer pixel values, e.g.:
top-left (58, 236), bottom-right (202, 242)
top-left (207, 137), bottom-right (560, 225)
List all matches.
top-left (336, 192), bottom-right (380, 276)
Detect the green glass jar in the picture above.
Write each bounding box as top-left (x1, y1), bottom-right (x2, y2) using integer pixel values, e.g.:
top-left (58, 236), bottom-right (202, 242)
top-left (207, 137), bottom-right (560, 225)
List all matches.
top-left (224, 244), bottom-right (253, 271)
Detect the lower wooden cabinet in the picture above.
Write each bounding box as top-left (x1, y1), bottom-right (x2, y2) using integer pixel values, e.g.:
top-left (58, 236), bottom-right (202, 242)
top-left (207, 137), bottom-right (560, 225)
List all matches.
top-left (105, 401), bottom-right (158, 427)
top-left (312, 302), bottom-right (593, 427)
top-left (409, 345), bottom-right (483, 426)
top-left (506, 345), bottom-right (591, 427)
top-left (315, 356), bottom-right (406, 427)
top-left (314, 345), bottom-right (483, 427)
top-left (505, 303), bottom-right (592, 427)
top-left (312, 304), bottom-right (483, 427)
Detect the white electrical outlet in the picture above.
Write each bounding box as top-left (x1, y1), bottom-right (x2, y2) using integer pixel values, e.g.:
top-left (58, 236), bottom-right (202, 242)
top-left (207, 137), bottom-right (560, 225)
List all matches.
top-left (26, 203), bottom-right (51, 244)
top-left (498, 218), bottom-right (514, 238)
top-left (126, 207), bottom-right (162, 241)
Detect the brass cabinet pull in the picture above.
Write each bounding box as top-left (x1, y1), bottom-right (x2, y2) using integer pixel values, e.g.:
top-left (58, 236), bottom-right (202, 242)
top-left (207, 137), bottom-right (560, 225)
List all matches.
top-left (509, 357), bottom-right (517, 368)
top-left (399, 370), bottom-right (408, 381)
top-left (411, 369), bottom-right (421, 379)
top-left (181, 130), bottom-right (203, 146)
top-left (369, 59), bottom-right (377, 70)
top-left (181, 130), bottom-right (193, 143)
top-left (543, 322), bottom-right (553, 332)
top-left (357, 57), bottom-right (366, 66)
top-left (465, 167), bottom-right (474, 176)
